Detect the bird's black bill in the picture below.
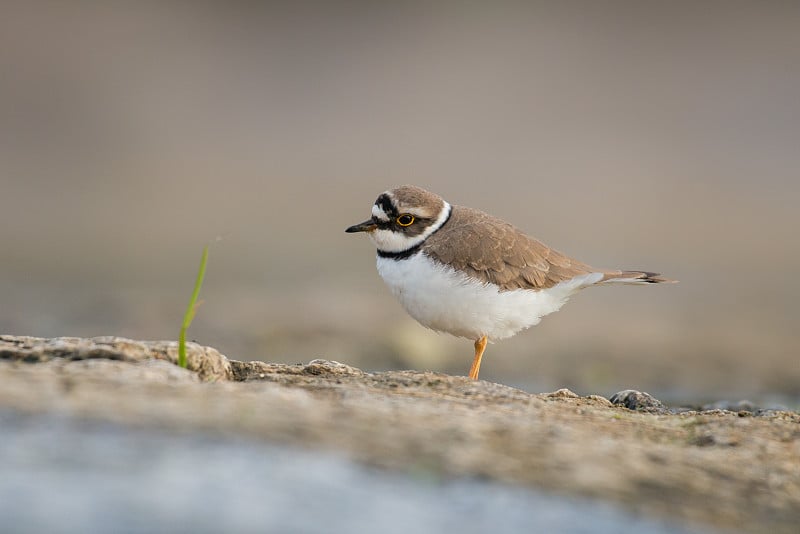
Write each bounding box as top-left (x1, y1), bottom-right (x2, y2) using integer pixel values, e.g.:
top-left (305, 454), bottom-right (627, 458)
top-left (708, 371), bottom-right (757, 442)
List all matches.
top-left (345, 220), bottom-right (378, 233)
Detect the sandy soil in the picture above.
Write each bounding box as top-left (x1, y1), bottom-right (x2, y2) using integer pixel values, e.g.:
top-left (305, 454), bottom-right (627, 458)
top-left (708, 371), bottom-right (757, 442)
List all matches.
top-left (1, 335), bottom-right (798, 533)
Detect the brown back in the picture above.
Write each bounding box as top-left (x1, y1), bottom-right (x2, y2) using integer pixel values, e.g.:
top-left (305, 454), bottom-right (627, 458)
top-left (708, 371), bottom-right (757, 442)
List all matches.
top-left (422, 205), bottom-right (597, 291)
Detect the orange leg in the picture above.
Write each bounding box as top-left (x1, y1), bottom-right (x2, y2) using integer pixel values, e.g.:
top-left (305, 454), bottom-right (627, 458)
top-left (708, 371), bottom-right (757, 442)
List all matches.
top-left (468, 335), bottom-right (488, 380)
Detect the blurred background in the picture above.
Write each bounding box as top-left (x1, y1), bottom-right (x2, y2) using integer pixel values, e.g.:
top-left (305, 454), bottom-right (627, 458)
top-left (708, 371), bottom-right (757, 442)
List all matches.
top-left (1, 1), bottom-right (798, 404)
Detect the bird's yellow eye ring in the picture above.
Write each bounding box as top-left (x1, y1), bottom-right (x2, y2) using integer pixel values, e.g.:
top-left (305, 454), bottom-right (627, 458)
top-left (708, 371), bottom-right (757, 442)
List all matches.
top-left (396, 214), bottom-right (415, 227)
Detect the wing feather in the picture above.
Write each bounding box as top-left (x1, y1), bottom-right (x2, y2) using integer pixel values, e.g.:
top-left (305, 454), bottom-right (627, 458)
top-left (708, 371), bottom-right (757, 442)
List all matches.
top-left (423, 206), bottom-right (595, 291)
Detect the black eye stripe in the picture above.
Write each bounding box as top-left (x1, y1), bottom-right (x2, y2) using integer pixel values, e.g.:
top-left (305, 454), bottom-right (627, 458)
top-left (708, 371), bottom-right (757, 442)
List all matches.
top-left (375, 194), bottom-right (398, 218)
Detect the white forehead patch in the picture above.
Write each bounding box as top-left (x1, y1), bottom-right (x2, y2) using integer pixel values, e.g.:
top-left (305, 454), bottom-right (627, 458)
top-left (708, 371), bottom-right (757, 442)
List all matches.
top-left (371, 204), bottom-right (390, 222)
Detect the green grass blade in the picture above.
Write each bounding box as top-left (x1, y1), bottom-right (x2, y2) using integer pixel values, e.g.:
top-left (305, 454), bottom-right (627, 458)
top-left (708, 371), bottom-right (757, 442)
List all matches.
top-left (178, 246), bottom-right (209, 368)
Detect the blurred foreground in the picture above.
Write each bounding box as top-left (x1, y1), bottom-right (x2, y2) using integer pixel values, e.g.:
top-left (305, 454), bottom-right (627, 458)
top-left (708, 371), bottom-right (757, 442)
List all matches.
top-left (0, 413), bottom-right (706, 534)
top-left (4, 337), bottom-right (797, 533)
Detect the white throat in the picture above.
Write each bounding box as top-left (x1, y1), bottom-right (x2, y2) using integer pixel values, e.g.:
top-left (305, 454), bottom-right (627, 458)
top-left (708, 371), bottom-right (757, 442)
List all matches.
top-left (368, 201), bottom-right (452, 253)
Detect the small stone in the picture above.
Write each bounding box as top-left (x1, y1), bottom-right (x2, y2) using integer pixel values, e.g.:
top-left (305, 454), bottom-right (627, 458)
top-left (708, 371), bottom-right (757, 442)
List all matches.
top-left (586, 395), bottom-right (613, 406)
top-left (304, 359), bottom-right (364, 377)
top-left (545, 388), bottom-right (580, 399)
top-left (609, 389), bottom-right (668, 414)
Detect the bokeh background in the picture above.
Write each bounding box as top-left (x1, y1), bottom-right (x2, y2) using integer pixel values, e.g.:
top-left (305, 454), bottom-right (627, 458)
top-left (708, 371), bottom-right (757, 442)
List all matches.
top-left (2, 1), bottom-right (798, 404)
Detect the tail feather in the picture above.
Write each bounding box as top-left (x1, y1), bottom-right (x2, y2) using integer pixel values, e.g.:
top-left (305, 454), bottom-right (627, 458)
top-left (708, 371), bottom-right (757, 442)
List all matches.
top-left (600, 270), bottom-right (677, 285)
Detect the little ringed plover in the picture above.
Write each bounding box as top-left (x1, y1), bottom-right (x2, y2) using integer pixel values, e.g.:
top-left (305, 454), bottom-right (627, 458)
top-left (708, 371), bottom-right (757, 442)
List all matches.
top-left (346, 185), bottom-right (674, 380)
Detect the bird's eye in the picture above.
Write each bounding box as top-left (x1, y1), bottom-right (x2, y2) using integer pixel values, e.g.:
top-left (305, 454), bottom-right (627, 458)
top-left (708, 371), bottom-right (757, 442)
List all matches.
top-left (396, 214), bottom-right (415, 227)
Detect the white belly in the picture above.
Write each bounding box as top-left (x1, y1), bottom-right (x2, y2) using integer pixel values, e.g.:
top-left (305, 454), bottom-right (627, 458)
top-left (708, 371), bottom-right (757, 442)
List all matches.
top-left (376, 253), bottom-right (602, 341)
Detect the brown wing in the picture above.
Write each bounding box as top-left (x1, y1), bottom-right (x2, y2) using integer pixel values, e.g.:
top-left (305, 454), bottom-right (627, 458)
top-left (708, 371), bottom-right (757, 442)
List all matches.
top-left (423, 205), bottom-right (596, 291)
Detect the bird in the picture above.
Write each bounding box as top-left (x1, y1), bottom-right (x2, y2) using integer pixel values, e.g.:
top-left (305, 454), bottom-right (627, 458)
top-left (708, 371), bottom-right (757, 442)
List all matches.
top-left (345, 185), bottom-right (674, 380)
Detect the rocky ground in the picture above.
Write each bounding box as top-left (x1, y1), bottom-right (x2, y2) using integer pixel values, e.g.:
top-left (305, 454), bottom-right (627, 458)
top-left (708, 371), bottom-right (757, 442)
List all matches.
top-left (1, 335), bottom-right (798, 534)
